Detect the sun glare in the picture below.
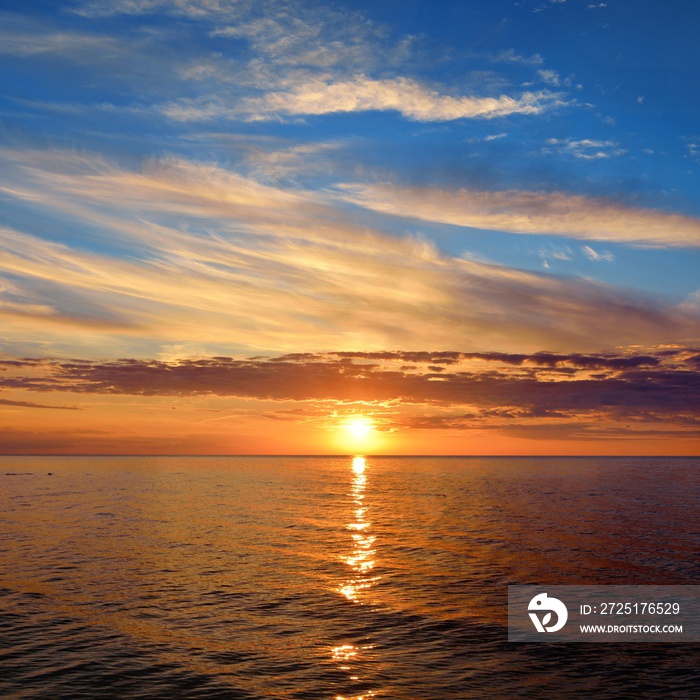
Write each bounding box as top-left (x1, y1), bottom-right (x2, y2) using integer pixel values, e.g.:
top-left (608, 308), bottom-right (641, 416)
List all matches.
top-left (344, 416), bottom-right (374, 440)
top-left (335, 415), bottom-right (381, 453)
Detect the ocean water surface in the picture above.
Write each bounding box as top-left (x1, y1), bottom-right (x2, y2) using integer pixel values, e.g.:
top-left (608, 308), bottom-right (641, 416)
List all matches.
top-left (1, 456), bottom-right (698, 698)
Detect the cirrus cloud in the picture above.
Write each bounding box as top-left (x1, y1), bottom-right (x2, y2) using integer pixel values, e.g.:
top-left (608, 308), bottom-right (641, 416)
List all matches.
top-left (0, 148), bottom-right (698, 358)
top-left (338, 183), bottom-right (700, 248)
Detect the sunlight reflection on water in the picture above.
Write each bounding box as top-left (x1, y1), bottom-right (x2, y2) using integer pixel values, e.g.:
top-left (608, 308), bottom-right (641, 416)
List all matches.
top-left (339, 457), bottom-right (380, 603)
top-left (333, 456), bottom-right (382, 698)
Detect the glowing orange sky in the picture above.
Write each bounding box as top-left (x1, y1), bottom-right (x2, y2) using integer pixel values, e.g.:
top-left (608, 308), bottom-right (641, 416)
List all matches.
top-left (1, 351), bottom-right (698, 455)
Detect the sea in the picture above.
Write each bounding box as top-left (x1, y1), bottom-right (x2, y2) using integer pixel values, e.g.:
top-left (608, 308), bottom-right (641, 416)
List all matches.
top-left (1, 456), bottom-right (698, 699)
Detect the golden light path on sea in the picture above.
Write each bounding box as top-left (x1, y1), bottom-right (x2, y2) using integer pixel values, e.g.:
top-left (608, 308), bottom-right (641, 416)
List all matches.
top-left (332, 456), bottom-right (381, 699)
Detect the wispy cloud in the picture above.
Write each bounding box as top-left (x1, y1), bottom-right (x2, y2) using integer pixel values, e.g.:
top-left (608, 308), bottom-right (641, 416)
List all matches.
top-left (0, 148), bottom-right (697, 357)
top-left (74, 0), bottom-right (403, 75)
top-left (582, 245), bottom-right (614, 262)
top-left (73, 0), bottom-right (243, 19)
top-left (209, 13), bottom-right (395, 72)
top-left (0, 27), bottom-right (121, 59)
top-left (338, 182), bottom-right (700, 247)
top-left (233, 78), bottom-right (565, 123)
top-left (683, 136), bottom-right (700, 160)
top-left (484, 49), bottom-right (544, 66)
top-left (537, 69), bottom-right (561, 86)
top-left (236, 140), bottom-right (345, 182)
top-left (538, 245), bottom-right (573, 269)
top-left (533, 0), bottom-right (568, 13)
top-left (544, 138), bottom-right (625, 159)
top-left (0, 398), bottom-right (80, 410)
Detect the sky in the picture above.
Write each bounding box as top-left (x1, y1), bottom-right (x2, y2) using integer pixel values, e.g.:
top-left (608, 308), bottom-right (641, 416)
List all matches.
top-left (0, 0), bottom-right (698, 455)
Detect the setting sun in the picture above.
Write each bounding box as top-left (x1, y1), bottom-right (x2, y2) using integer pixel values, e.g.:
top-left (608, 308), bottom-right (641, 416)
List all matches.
top-left (344, 416), bottom-right (374, 440)
top-left (334, 416), bottom-right (382, 453)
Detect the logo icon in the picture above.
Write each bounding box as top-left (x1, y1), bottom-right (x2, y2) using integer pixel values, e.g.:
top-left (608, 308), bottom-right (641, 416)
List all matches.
top-left (528, 592), bottom-right (568, 632)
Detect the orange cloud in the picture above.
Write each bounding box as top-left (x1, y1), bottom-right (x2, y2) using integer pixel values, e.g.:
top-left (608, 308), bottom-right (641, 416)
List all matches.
top-left (1, 347), bottom-right (698, 428)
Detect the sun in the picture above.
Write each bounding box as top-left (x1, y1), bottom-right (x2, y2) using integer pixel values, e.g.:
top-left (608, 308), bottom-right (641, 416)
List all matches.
top-left (344, 416), bottom-right (374, 440)
top-left (335, 415), bottom-right (380, 453)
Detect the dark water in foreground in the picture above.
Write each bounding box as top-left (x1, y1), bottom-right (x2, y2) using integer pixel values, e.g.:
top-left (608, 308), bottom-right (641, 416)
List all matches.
top-left (1, 456), bottom-right (698, 699)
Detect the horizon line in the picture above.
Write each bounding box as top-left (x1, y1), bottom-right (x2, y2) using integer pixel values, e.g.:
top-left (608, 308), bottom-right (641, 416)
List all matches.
top-left (1, 454), bottom-right (698, 458)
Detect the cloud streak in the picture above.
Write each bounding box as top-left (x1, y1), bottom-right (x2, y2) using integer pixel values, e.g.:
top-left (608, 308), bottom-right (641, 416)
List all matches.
top-left (338, 183), bottom-right (700, 247)
top-left (228, 78), bottom-right (563, 123)
top-left (0, 398), bottom-right (80, 410)
top-left (0, 427), bottom-right (221, 455)
top-left (544, 138), bottom-right (625, 160)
